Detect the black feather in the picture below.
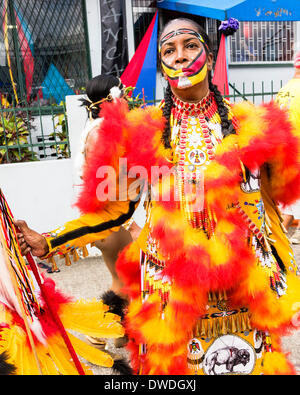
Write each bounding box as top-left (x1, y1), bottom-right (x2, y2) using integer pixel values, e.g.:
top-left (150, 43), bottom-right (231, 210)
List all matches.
top-left (100, 290), bottom-right (128, 320)
top-left (0, 352), bottom-right (16, 375)
top-left (112, 358), bottom-right (133, 375)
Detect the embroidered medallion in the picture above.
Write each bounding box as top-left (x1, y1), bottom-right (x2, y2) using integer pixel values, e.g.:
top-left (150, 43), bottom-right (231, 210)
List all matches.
top-left (203, 335), bottom-right (256, 375)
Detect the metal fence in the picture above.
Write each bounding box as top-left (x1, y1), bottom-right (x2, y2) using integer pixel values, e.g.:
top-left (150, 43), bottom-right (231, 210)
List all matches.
top-left (1, 0), bottom-right (91, 106)
top-left (228, 80), bottom-right (284, 103)
top-left (0, 80), bottom-right (285, 164)
top-left (230, 21), bottom-right (296, 63)
top-left (0, 0), bottom-right (91, 164)
top-left (0, 99), bottom-right (69, 164)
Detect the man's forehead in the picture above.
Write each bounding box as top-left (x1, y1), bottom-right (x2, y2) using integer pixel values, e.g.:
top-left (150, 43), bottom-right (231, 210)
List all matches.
top-left (159, 28), bottom-right (204, 49)
top-left (161, 35), bottom-right (199, 46)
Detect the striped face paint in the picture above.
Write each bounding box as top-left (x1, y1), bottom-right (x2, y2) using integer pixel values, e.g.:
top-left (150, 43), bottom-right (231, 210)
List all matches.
top-left (159, 28), bottom-right (208, 89)
top-left (161, 48), bottom-right (207, 89)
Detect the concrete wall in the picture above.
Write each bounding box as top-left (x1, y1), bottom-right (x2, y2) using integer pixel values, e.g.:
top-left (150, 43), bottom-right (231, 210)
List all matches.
top-left (0, 95), bottom-right (86, 234)
top-left (228, 63), bottom-right (295, 104)
top-left (0, 159), bottom-right (76, 233)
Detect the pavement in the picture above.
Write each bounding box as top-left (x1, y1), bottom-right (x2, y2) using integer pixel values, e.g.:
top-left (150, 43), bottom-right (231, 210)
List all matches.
top-left (41, 240), bottom-right (300, 376)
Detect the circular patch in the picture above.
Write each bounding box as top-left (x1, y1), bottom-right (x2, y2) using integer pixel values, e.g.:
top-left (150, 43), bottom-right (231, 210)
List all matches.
top-left (188, 149), bottom-right (206, 165)
top-left (203, 335), bottom-right (256, 375)
top-left (188, 338), bottom-right (204, 356)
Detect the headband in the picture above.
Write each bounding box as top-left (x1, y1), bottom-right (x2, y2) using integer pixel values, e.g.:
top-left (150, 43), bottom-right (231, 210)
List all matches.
top-left (86, 78), bottom-right (123, 118)
top-left (159, 28), bottom-right (208, 52)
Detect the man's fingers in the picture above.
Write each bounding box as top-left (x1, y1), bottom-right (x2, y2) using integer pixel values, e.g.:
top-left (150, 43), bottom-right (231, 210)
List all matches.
top-left (17, 234), bottom-right (25, 243)
top-left (18, 240), bottom-right (31, 256)
top-left (19, 240), bottom-right (28, 250)
top-left (13, 219), bottom-right (30, 234)
top-left (23, 246), bottom-right (31, 255)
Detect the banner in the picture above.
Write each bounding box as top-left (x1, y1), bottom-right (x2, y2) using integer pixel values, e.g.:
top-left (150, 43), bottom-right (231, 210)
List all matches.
top-left (100, 0), bottom-right (128, 77)
top-left (121, 11), bottom-right (158, 103)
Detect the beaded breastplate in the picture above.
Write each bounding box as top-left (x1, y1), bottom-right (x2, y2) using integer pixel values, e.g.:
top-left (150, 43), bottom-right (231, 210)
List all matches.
top-left (170, 91), bottom-right (223, 234)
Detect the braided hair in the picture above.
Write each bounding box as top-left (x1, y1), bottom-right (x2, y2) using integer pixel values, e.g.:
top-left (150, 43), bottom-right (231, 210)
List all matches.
top-left (162, 83), bottom-right (173, 149)
top-left (208, 74), bottom-right (235, 138)
top-left (159, 18), bottom-right (235, 148)
top-left (80, 75), bottom-right (123, 119)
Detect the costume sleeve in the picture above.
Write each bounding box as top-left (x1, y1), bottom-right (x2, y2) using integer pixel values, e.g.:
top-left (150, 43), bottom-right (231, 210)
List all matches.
top-left (43, 199), bottom-right (138, 258)
top-left (233, 101), bottom-right (300, 206)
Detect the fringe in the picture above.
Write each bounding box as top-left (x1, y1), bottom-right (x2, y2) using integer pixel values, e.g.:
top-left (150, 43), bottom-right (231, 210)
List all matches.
top-left (112, 358), bottom-right (133, 375)
top-left (100, 290), bottom-right (128, 321)
top-left (0, 352), bottom-right (16, 375)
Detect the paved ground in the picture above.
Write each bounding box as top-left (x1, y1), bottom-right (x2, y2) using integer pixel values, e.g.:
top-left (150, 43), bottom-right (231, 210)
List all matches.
top-left (41, 240), bottom-right (300, 375)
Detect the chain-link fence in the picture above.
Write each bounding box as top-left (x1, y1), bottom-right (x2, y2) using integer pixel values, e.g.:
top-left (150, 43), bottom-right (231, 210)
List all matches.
top-left (1, 0), bottom-right (91, 105)
top-left (0, 0), bottom-right (91, 164)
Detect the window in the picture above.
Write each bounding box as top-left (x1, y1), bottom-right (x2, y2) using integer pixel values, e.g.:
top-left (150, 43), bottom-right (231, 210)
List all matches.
top-left (132, 0), bottom-right (156, 49)
top-left (230, 21), bottom-right (296, 63)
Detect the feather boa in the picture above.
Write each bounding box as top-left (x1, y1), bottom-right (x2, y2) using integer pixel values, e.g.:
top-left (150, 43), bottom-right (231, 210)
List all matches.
top-left (233, 101), bottom-right (300, 206)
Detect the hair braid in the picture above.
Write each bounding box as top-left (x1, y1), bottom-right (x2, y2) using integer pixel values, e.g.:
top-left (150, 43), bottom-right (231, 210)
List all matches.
top-left (208, 74), bottom-right (235, 138)
top-left (162, 83), bottom-right (174, 149)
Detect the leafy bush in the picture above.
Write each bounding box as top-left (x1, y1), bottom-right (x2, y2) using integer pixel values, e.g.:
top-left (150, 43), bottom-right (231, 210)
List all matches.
top-left (0, 101), bottom-right (39, 163)
top-left (50, 103), bottom-right (70, 159)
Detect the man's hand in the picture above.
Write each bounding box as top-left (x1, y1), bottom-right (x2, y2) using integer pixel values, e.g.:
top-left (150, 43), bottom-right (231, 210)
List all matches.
top-left (128, 221), bottom-right (142, 241)
top-left (14, 219), bottom-right (49, 257)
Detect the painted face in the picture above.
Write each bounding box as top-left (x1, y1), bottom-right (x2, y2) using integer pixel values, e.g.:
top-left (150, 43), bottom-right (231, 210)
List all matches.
top-left (160, 28), bottom-right (208, 89)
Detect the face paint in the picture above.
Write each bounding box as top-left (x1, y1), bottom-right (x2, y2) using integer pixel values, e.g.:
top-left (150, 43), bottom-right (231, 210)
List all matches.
top-left (159, 28), bottom-right (209, 89)
top-left (161, 47), bottom-right (207, 89)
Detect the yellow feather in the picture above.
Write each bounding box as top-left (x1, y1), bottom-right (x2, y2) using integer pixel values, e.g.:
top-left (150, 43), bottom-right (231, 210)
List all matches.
top-left (46, 336), bottom-right (81, 375)
top-left (38, 350), bottom-right (60, 375)
top-left (262, 351), bottom-right (292, 375)
top-left (59, 300), bottom-right (124, 339)
top-left (66, 332), bottom-right (114, 368)
top-left (232, 102), bottom-right (267, 149)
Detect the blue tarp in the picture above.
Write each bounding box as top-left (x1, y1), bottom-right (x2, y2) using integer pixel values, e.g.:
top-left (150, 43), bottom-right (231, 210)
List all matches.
top-left (42, 64), bottom-right (74, 104)
top-left (157, 0), bottom-right (300, 21)
top-left (134, 12), bottom-right (158, 102)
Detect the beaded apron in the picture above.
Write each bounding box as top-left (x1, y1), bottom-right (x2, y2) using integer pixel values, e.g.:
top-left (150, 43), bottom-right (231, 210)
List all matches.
top-left (140, 92), bottom-right (284, 375)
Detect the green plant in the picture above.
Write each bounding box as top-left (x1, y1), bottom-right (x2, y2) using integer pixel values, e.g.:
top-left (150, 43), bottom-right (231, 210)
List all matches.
top-left (124, 86), bottom-right (145, 110)
top-left (50, 105), bottom-right (70, 159)
top-left (0, 107), bottom-right (39, 163)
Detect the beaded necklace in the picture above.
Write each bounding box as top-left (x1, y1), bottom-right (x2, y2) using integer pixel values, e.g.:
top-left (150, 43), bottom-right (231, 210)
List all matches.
top-left (170, 91), bottom-right (221, 234)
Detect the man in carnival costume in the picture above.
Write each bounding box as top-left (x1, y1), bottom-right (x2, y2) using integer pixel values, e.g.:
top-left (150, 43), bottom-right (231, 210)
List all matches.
top-left (16, 18), bottom-right (300, 375)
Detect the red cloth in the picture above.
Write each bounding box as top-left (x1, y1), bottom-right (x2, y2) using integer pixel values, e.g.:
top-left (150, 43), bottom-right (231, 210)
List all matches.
top-left (212, 34), bottom-right (229, 96)
top-left (121, 11), bottom-right (158, 89)
top-left (294, 50), bottom-right (300, 68)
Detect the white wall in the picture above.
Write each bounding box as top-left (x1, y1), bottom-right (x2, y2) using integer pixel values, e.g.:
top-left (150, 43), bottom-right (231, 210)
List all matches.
top-left (228, 63), bottom-right (295, 104)
top-left (0, 95), bottom-right (87, 234)
top-left (0, 159), bottom-right (77, 233)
